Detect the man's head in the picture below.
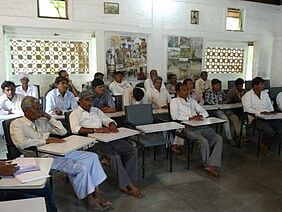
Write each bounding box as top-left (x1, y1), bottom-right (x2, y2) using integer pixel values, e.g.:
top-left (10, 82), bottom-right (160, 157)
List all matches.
top-left (150, 69), bottom-right (158, 81)
top-left (252, 77), bottom-right (265, 92)
top-left (168, 74), bottom-right (177, 84)
top-left (133, 87), bottom-right (144, 102)
top-left (1, 81), bottom-right (16, 99)
top-left (55, 77), bottom-right (69, 93)
top-left (21, 96), bottom-right (41, 121)
top-left (153, 76), bottom-right (163, 91)
top-left (94, 72), bottom-right (104, 80)
top-left (235, 78), bottom-right (244, 92)
top-left (92, 79), bottom-right (105, 96)
top-left (183, 78), bottom-right (193, 92)
top-left (19, 73), bottom-right (29, 85)
top-left (211, 78), bottom-right (221, 92)
top-left (114, 71), bottom-right (124, 83)
top-left (78, 90), bottom-right (93, 111)
top-left (200, 71), bottom-right (208, 81)
top-left (58, 70), bottom-right (69, 79)
top-left (176, 83), bottom-right (188, 99)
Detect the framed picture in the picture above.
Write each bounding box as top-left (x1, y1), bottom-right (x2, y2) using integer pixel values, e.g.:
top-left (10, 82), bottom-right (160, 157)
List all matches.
top-left (104, 2), bottom-right (119, 14)
top-left (190, 10), bottom-right (199, 25)
top-left (37, 0), bottom-right (68, 19)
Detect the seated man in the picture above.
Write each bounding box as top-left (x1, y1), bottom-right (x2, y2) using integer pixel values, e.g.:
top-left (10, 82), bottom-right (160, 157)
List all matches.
top-left (145, 76), bottom-right (171, 109)
top-left (205, 78), bottom-right (237, 144)
top-left (170, 83), bottom-right (223, 177)
top-left (242, 77), bottom-right (282, 155)
top-left (83, 72), bottom-right (105, 91)
top-left (226, 78), bottom-right (246, 103)
top-left (130, 87), bottom-right (145, 105)
top-left (16, 73), bottom-right (39, 99)
top-left (183, 78), bottom-right (204, 105)
top-left (69, 91), bottom-right (142, 198)
top-left (0, 161), bottom-right (57, 212)
top-left (0, 81), bottom-right (24, 115)
top-left (48, 70), bottom-right (80, 97)
top-left (195, 71), bottom-right (211, 99)
top-left (92, 78), bottom-right (116, 113)
top-left (144, 69), bottom-right (165, 91)
top-left (166, 73), bottom-right (177, 95)
top-left (10, 96), bottom-right (111, 209)
top-left (45, 77), bottom-right (78, 115)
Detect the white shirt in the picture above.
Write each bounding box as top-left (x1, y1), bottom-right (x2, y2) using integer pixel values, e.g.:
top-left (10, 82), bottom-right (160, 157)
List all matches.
top-left (144, 78), bottom-right (165, 91)
top-left (69, 106), bottom-right (115, 134)
top-left (145, 87), bottom-right (171, 109)
top-left (276, 92), bottom-right (282, 111)
top-left (170, 97), bottom-right (209, 121)
top-left (0, 93), bottom-right (24, 115)
top-left (16, 85), bottom-right (39, 99)
top-left (10, 116), bottom-right (67, 150)
top-left (45, 89), bottom-right (78, 115)
top-left (109, 80), bottom-right (132, 95)
top-left (195, 78), bottom-right (211, 95)
top-left (242, 89), bottom-right (273, 115)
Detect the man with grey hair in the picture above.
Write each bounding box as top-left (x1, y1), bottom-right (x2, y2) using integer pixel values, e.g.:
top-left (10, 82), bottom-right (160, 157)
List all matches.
top-left (10, 96), bottom-right (111, 210)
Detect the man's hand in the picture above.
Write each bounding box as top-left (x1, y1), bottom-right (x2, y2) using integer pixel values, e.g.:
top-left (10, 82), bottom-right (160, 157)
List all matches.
top-left (189, 115), bottom-right (203, 121)
top-left (109, 122), bottom-right (119, 133)
top-left (41, 112), bottom-right (51, 120)
top-left (0, 163), bottom-right (17, 176)
top-left (94, 127), bottom-right (111, 133)
top-left (54, 108), bottom-right (62, 115)
top-left (46, 137), bottom-right (65, 144)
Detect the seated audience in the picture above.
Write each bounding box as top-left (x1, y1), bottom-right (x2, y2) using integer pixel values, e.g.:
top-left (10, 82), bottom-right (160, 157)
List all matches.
top-left (83, 72), bottom-right (105, 91)
top-left (0, 161), bottom-right (57, 212)
top-left (183, 78), bottom-right (204, 105)
top-left (195, 71), bottom-right (211, 99)
top-left (205, 79), bottom-right (237, 144)
top-left (242, 77), bottom-right (282, 155)
top-left (16, 73), bottom-right (39, 98)
top-left (49, 70), bottom-right (80, 97)
top-left (10, 96), bottom-right (111, 209)
top-left (0, 81), bottom-right (24, 115)
top-left (130, 87), bottom-right (145, 105)
top-left (144, 69), bottom-right (165, 91)
top-left (166, 73), bottom-right (177, 95)
top-left (69, 91), bottom-right (142, 198)
top-left (170, 83), bottom-right (223, 177)
top-left (146, 76), bottom-right (171, 109)
top-left (92, 78), bottom-right (116, 113)
top-left (45, 77), bottom-right (78, 115)
top-left (226, 78), bottom-right (246, 103)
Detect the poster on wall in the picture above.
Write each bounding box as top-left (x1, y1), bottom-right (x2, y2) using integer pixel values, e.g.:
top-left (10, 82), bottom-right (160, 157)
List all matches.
top-left (167, 36), bottom-right (203, 80)
top-left (105, 33), bottom-right (148, 81)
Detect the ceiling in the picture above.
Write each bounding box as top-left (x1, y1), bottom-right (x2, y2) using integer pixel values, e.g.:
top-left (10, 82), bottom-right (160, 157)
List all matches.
top-left (243, 0), bottom-right (281, 5)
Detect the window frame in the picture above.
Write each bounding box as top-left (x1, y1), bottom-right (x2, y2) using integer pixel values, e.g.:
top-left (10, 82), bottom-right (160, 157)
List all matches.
top-left (225, 8), bottom-right (244, 32)
top-left (37, 0), bottom-right (69, 20)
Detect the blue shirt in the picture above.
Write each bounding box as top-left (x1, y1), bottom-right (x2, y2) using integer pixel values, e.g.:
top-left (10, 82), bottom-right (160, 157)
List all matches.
top-left (45, 88), bottom-right (78, 114)
top-left (92, 90), bottom-right (115, 109)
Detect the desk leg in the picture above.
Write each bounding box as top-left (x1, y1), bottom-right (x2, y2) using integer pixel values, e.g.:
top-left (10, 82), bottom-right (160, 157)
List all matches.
top-left (170, 144), bottom-right (172, 173)
top-left (187, 140), bottom-right (191, 170)
top-left (142, 146), bottom-right (145, 179)
top-left (257, 131), bottom-right (262, 158)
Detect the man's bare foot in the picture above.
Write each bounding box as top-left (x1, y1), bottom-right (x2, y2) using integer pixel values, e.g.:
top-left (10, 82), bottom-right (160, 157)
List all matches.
top-left (205, 166), bottom-right (219, 177)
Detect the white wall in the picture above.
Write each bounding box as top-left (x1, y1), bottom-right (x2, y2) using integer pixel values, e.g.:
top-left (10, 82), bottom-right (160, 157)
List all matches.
top-left (0, 0), bottom-right (280, 94)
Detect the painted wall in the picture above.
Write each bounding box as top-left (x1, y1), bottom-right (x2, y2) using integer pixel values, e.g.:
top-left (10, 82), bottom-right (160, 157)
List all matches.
top-left (0, 0), bottom-right (280, 94)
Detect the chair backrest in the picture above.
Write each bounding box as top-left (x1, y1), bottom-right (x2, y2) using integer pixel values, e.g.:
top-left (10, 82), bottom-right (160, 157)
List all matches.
top-left (34, 84), bottom-right (40, 98)
top-left (64, 111), bottom-right (72, 134)
top-left (269, 87), bottom-right (282, 100)
top-left (245, 80), bottom-right (252, 91)
top-left (125, 104), bottom-right (154, 125)
top-left (113, 95), bottom-right (123, 111)
top-left (41, 96), bottom-right (46, 112)
top-left (228, 80), bottom-right (236, 89)
top-left (2, 118), bottom-right (22, 159)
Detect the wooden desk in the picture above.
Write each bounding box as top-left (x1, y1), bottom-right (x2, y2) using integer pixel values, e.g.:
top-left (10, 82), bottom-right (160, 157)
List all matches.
top-left (182, 117), bottom-right (227, 128)
top-left (37, 135), bottom-right (96, 156)
top-left (256, 113), bottom-right (282, 120)
top-left (88, 127), bottom-right (139, 143)
top-left (136, 122), bottom-right (184, 134)
top-left (0, 197), bottom-right (46, 212)
top-left (0, 158), bottom-right (52, 189)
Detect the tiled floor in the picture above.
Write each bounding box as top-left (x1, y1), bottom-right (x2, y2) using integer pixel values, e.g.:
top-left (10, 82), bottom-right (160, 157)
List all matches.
top-left (48, 141), bottom-right (282, 212)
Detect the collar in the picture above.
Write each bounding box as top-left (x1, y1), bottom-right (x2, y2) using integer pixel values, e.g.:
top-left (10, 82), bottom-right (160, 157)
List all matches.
top-left (55, 88), bottom-right (67, 97)
top-left (1, 94), bottom-right (18, 101)
top-left (22, 116), bottom-right (35, 128)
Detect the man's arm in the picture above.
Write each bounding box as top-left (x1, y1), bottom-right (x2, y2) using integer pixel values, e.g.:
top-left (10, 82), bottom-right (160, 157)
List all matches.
top-left (45, 92), bottom-right (56, 115)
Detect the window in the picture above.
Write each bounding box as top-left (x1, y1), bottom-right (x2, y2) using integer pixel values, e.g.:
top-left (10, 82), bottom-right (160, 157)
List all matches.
top-left (204, 47), bottom-right (244, 73)
top-left (226, 8), bottom-right (243, 31)
top-left (38, 0), bottom-right (68, 19)
top-left (9, 39), bottom-right (89, 75)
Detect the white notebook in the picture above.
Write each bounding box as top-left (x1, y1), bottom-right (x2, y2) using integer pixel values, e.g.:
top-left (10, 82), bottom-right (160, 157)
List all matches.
top-left (14, 170), bottom-right (50, 184)
top-left (13, 158), bottom-right (40, 174)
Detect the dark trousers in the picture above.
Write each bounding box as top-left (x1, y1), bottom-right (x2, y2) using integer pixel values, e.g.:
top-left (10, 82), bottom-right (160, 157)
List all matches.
top-left (255, 119), bottom-right (282, 144)
top-left (0, 184), bottom-right (57, 212)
